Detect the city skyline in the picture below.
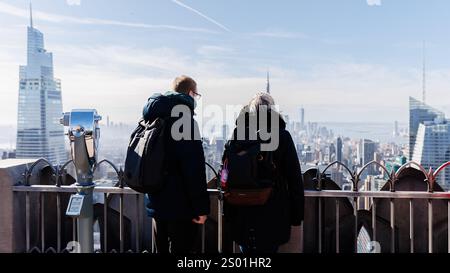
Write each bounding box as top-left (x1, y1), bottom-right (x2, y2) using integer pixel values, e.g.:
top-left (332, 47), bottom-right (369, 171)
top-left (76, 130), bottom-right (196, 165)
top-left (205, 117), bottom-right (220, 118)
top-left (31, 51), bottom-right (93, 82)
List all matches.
top-left (1, 1), bottom-right (450, 126)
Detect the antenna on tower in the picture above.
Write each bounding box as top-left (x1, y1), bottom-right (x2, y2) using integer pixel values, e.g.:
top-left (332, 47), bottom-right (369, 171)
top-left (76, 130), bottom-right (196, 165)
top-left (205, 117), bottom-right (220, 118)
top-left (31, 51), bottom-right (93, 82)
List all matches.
top-left (29, 2), bottom-right (33, 28)
top-left (422, 40), bottom-right (426, 103)
top-left (266, 70), bottom-right (270, 94)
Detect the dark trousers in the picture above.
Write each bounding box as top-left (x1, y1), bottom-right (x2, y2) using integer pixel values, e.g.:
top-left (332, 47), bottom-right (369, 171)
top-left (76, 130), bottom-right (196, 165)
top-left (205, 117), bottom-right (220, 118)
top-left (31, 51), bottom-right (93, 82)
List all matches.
top-left (153, 219), bottom-right (199, 254)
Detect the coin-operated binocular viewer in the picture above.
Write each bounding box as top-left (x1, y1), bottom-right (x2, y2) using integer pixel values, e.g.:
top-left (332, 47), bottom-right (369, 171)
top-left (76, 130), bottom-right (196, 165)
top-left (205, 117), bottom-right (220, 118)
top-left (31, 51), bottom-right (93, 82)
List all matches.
top-left (60, 109), bottom-right (102, 253)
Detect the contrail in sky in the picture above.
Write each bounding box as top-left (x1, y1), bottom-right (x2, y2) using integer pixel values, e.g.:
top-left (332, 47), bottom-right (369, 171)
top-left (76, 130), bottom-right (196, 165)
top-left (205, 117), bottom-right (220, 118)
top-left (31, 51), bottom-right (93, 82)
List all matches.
top-left (171, 0), bottom-right (231, 32)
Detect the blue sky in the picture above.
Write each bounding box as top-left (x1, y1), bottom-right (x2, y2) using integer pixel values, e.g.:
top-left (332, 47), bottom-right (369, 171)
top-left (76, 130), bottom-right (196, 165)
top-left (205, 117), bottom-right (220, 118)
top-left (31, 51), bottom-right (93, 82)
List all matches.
top-left (1, 0), bottom-right (450, 125)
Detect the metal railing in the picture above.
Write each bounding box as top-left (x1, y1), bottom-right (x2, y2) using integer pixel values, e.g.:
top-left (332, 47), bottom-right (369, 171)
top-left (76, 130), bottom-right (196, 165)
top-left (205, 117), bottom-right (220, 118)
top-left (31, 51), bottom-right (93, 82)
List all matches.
top-left (303, 159), bottom-right (450, 253)
top-left (304, 190), bottom-right (450, 253)
top-left (12, 184), bottom-right (223, 253)
top-left (11, 159), bottom-right (450, 253)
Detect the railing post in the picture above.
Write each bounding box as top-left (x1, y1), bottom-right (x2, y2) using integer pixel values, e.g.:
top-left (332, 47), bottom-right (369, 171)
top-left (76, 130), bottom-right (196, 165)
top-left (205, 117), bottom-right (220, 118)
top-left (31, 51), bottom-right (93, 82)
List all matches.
top-left (119, 193), bottom-right (124, 253)
top-left (56, 193), bottom-right (61, 253)
top-left (318, 197), bottom-right (322, 253)
top-left (353, 197), bottom-right (358, 253)
top-left (40, 193), bottom-right (45, 253)
top-left (335, 198), bottom-right (340, 253)
top-left (372, 200), bottom-right (377, 243)
top-left (25, 192), bottom-right (30, 253)
top-left (390, 198), bottom-right (395, 253)
top-left (410, 199), bottom-right (414, 253)
top-left (428, 199), bottom-right (433, 253)
top-left (103, 193), bottom-right (108, 253)
top-left (448, 200), bottom-right (450, 253)
top-left (135, 194), bottom-right (140, 253)
top-left (218, 194), bottom-right (223, 253)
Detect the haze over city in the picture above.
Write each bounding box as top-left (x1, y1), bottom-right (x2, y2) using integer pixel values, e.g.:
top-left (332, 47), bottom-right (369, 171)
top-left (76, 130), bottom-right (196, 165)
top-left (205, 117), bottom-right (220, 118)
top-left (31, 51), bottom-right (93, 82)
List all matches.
top-left (1, 0), bottom-right (450, 127)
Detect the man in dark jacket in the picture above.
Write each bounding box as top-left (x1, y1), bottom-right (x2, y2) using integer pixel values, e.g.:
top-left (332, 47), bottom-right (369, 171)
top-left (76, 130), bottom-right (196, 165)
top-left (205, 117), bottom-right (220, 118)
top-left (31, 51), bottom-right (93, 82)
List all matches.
top-left (222, 93), bottom-right (304, 253)
top-left (143, 76), bottom-right (210, 253)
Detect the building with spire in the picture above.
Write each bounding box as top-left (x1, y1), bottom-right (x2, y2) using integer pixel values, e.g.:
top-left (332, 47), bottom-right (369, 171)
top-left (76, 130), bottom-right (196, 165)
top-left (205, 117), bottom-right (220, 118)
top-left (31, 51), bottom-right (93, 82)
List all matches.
top-left (16, 4), bottom-right (66, 165)
top-left (266, 71), bottom-right (270, 94)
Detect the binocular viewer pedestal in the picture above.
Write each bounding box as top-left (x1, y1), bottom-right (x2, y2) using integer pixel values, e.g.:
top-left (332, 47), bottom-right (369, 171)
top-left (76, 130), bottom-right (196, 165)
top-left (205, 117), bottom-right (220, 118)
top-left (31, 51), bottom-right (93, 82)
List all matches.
top-left (61, 109), bottom-right (101, 253)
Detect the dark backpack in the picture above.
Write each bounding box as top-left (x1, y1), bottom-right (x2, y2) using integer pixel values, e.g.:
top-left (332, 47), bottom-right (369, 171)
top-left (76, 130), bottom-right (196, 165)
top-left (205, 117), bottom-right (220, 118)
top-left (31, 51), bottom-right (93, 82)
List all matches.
top-left (221, 141), bottom-right (277, 206)
top-left (123, 118), bottom-right (167, 193)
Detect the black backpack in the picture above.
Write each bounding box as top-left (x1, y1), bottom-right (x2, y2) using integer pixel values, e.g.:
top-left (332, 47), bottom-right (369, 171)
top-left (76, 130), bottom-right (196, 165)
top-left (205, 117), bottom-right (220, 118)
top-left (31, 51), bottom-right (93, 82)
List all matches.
top-left (123, 118), bottom-right (168, 193)
top-left (221, 141), bottom-right (277, 206)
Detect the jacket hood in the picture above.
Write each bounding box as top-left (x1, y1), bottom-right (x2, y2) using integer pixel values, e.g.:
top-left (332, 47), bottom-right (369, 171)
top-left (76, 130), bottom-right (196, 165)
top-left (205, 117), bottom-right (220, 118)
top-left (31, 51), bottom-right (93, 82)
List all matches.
top-left (143, 91), bottom-right (195, 122)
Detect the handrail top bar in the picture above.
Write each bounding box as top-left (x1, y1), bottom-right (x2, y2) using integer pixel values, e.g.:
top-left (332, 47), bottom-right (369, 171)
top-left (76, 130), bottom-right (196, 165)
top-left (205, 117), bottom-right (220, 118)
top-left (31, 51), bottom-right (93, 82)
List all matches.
top-left (13, 185), bottom-right (450, 199)
top-left (13, 185), bottom-right (137, 194)
top-left (13, 185), bottom-right (222, 195)
top-left (304, 190), bottom-right (450, 199)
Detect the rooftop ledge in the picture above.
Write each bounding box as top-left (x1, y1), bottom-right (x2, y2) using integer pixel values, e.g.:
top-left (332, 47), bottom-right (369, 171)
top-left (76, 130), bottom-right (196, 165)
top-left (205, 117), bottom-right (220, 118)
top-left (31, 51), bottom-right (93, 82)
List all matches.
top-left (0, 159), bottom-right (36, 169)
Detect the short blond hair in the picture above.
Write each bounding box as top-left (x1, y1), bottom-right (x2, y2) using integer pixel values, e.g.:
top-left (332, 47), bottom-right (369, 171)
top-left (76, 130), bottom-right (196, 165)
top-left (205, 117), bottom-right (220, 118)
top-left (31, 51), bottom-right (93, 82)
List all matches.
top-left (173, 75), bottom-right (197, 94)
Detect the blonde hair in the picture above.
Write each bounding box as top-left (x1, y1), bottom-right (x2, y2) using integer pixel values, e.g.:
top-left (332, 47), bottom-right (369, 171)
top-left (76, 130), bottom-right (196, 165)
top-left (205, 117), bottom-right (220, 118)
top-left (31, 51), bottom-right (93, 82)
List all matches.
top-left (248, 92), bottom-right (275, 113)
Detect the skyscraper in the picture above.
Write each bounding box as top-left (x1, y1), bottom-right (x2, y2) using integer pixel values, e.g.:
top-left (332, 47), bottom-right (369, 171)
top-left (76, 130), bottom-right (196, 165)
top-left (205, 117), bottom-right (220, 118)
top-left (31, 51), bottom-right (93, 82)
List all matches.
top-left (300, 107), bottom-right (305, 130)
top-left (336, 137), bottom-right (343, 162)
top-left (412, 116), bottom-right (450, 190)
top-left (16, 5), bottom-right (66, 165)
top-left (358, 139), bottom-right (377, 175)
top-left (409, 97), bottom-right (445, 160)
top-left (393, 120), bottom-right (399, 137)
top-left (328, 143), bottom-right (336, 163)
top-left (266, 70), bottom-right (270, 94)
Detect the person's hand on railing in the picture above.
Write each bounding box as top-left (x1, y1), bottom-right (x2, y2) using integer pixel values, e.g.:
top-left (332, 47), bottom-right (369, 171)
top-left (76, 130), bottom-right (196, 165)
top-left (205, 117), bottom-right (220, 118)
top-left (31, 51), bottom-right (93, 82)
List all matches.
top-left (192, 215), bottom-right (207, 224)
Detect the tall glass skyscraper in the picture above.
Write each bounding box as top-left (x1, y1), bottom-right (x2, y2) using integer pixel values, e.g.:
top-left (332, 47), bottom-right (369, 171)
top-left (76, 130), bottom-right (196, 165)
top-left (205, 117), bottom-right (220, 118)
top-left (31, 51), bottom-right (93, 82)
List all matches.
top-left (410, 97), bottom-right (450, 189)
top-left (16, 6), bottom-right (66, 165)
top-left (409, 97), bottom-right (445, 160)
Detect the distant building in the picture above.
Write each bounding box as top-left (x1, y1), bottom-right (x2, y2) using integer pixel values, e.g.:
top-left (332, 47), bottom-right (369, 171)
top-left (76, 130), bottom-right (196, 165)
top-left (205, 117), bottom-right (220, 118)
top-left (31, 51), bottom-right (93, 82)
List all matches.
top-left (304, 151), bottom-right (314, 163)
top-left (409, 97), bottom-right (450, 189)
top-left (336, 137), bottom-right (343, 162)
top-left (330, 168), bottom-right (345, 188)
top-left (16, 5), bottom-right (66, 165)
top-left (221, 124), bottom-right (229, 141)
top-left (2, 150), bottom-right (17, 160)
top-left (409, 97), bottom-right (444, 160)
top-left (295, 143), bottom-right (303, 158)
top-left (412, 119), bottom-right (450, 189)
top-left (328, 143), bottom-right (336, 163)
top-left (358, 139), bottom-right (377, 175)
top-left (300, 107), bottom-right (305, 130)
top-left (385, 156), bottom-right (407, 175)
top-left (215, 139), bottom-right (225, 156)
top-left (394, 121), bottom-right (399, 137)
